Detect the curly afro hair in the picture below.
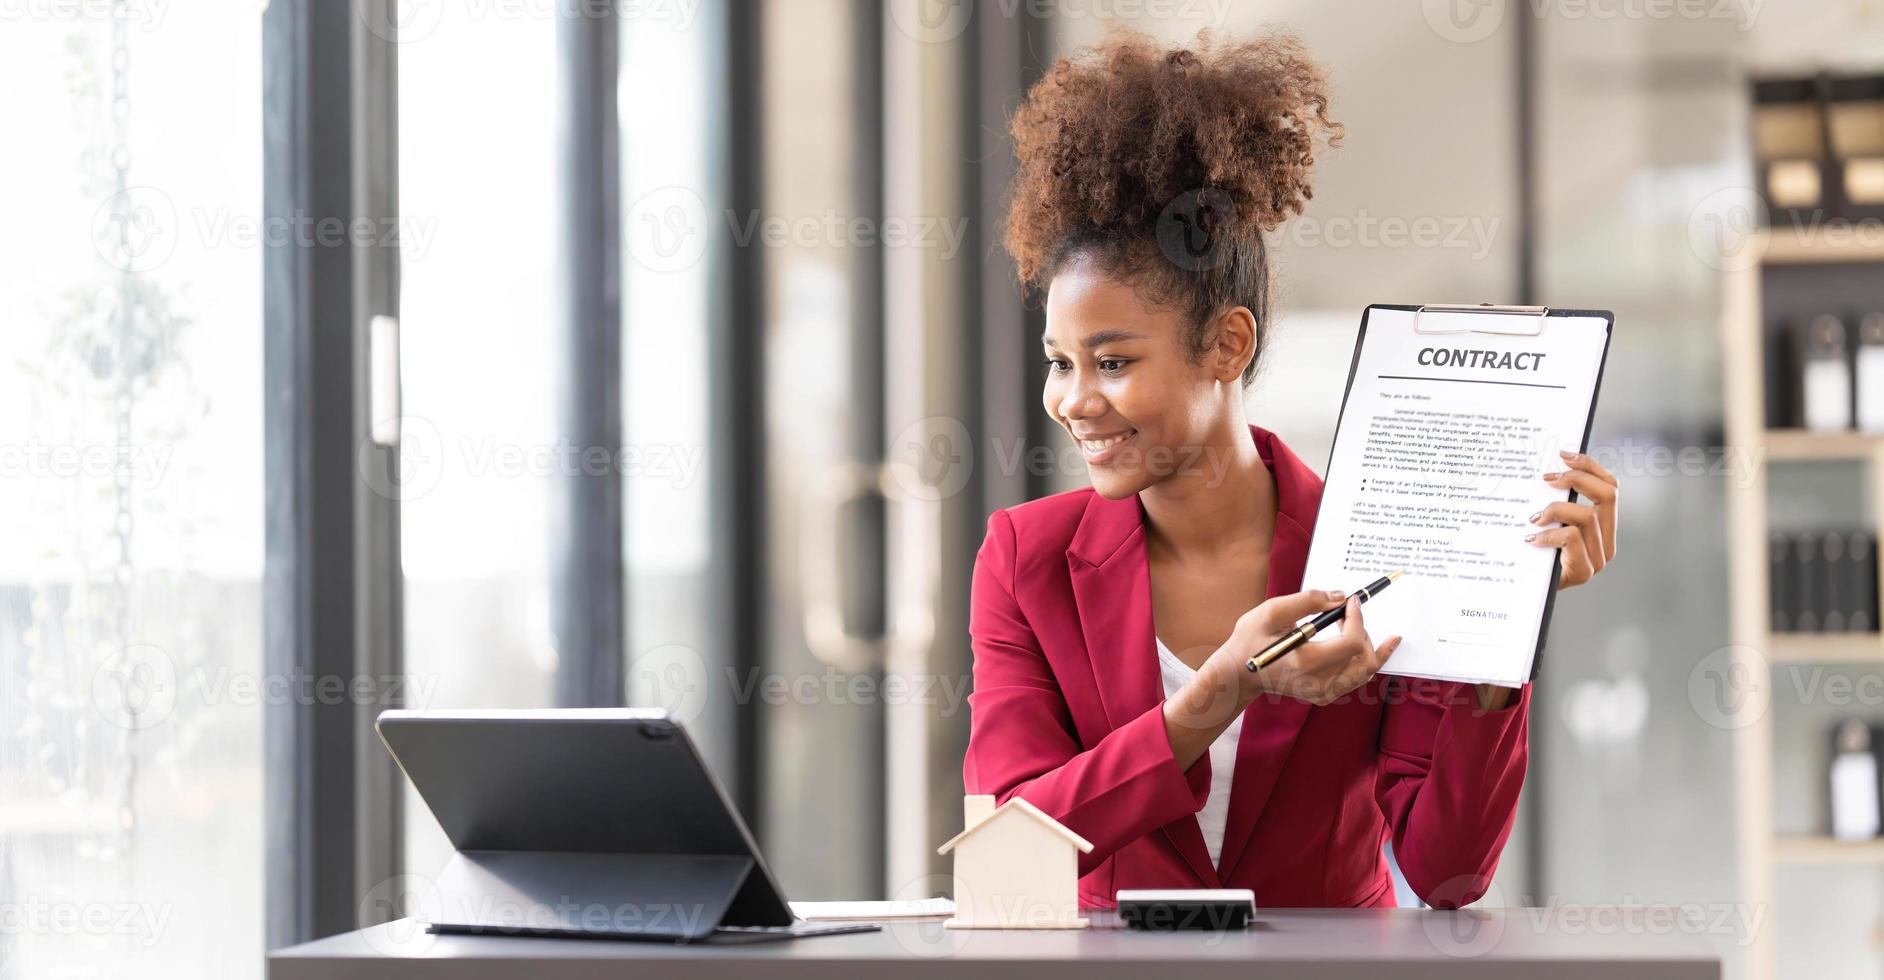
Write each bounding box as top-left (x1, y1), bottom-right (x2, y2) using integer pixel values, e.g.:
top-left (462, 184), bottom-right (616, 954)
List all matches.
top-left (1004, 28), bottom-right (1341, 384)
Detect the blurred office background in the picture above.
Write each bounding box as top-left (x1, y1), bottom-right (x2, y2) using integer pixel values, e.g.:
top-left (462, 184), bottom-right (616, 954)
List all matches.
top-left (3, 0), bottom-right (1884, 977)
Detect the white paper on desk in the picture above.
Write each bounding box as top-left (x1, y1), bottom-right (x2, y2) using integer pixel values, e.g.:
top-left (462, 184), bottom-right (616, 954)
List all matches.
top-left (790, 897), bottom-right (955, 920)
top-left (1301, 306), bottom-right (1612, 688)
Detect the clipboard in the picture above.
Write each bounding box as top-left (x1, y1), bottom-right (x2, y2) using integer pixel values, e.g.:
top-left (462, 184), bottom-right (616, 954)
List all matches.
top-left (1317, 303), bottom-right (1616, 684)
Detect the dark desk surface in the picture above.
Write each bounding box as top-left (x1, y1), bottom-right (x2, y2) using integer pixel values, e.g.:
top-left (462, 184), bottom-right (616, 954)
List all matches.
top-left (269, 909), bottom-right (1721, 980)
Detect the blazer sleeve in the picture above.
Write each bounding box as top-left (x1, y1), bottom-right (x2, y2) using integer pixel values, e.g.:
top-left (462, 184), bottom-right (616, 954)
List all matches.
top-left (962, 509), bottom-right (1209, 876)
top-left (1374, 676), bottom-right (1530, 908)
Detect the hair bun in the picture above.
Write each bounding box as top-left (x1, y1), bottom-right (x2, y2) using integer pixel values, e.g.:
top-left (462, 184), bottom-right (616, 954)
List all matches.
top-left (1005, 27), bottom-right (1342, 289)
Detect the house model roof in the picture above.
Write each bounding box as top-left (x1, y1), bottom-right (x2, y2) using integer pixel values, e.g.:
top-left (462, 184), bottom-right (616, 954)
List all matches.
top-left (935, 797), bottom-right (1095, 855)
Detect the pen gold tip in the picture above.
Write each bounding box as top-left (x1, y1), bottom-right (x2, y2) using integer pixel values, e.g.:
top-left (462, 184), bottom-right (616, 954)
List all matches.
top-left (1388, 569), bottom-right (1405, 582)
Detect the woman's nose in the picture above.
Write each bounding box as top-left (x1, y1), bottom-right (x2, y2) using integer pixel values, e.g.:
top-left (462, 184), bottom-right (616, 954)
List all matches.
top-left (1057, 375), bottom-right (1106, 421)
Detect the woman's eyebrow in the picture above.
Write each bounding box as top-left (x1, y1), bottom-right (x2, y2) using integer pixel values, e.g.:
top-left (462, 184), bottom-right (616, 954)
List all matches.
top-left (1040, 329), bottom-right (1148, 349)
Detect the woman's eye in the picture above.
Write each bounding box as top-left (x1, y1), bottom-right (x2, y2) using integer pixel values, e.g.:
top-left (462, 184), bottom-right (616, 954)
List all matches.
top-left (1098, 358), bottom-right (1126, 374)
top-left (1042, 357), bottom-right (1069, 375)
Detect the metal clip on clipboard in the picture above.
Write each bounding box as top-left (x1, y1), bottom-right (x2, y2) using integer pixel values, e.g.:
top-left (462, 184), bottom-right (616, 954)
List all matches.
top-left (1412, 303), bottom-right (1549, 336)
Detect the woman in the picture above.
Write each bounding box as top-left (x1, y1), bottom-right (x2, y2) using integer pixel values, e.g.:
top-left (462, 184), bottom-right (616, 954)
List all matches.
top-left (963, 29), bottom-right (1620, 911)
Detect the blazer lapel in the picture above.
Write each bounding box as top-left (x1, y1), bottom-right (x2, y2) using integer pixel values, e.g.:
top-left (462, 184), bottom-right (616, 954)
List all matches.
top-left (1217, 426), bottom-right (1322, 883)
top-left (1067, 492), bottom-right (1221, 888)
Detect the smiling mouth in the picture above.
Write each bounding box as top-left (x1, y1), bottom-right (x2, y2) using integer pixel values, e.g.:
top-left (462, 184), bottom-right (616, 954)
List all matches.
top-left (1076, 430), bottom-right (1136, 464)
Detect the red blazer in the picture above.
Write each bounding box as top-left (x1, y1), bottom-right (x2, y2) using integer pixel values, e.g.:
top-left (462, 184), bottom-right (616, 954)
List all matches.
top-left (963, 425), bottom-right (1530, 910)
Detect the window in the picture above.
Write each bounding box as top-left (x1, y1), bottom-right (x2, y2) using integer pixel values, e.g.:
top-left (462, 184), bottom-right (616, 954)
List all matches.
top-left (0, 5), bottom-right (264, 977)
top-left (396, 9), bottom-right (562, 877)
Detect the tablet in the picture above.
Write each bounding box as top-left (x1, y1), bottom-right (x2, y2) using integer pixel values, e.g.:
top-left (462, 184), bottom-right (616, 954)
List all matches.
top-left (377, 708), bottom-right (868, 942)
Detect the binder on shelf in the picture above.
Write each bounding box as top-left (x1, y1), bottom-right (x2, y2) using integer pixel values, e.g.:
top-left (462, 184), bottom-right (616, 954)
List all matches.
top-left (1770, 531), bottom-right (1792, 633)
top-left (1792, 532), bottom-right (1821, 633)
top-left (1824, 531), bottom-right (1850, 632)
top-left (1850, 531), bottom-right (1878, 632)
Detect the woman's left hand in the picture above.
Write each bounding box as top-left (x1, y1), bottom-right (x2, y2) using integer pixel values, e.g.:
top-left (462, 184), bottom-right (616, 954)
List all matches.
top-left (1527, 449), bottom-right (1620, 590)
top-left (1473, 449), bottom-right (1620, 712)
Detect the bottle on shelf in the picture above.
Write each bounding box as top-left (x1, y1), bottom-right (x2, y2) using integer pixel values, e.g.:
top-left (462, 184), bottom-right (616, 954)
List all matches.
top-left (1830, 718), bottom-right (1882, 842)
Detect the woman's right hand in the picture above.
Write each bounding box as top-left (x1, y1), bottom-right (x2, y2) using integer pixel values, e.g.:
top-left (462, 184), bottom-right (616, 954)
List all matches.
top-left (1162, 590), bottom-right (1400, 769)
top-left (1230, 589), bottom-right (1400, 705)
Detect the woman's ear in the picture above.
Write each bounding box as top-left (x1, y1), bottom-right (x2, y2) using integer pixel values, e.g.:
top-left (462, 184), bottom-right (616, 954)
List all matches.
top-left (1210, 306), bottom-right (1259, 382)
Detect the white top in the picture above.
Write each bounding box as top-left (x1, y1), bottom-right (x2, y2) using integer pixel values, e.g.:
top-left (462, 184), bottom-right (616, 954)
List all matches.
top-left (1155, 638), bottom-right (1241, 870)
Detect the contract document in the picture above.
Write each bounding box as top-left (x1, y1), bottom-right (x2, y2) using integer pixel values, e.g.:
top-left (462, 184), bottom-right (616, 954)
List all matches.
top-left (1301, 305), bottom-right (1614, 688)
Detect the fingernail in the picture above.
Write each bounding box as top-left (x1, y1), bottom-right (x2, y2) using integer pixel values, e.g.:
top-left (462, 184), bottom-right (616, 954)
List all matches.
top-left (1328, 590), bottom-right (1346, 602)
top-left (1524, 532), bottom-right (1539, 542)
top-left (1541, 471), bottom-right (1561, 481)
top-left (1528, 511), bottom-right (1543, 524)
top-left (1560, 450), bottom-right (1579, 460)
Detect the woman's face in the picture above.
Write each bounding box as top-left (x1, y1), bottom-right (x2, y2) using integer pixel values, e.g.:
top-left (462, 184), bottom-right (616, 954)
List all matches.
top-left (1041, 260), bottom-right (1249, 500)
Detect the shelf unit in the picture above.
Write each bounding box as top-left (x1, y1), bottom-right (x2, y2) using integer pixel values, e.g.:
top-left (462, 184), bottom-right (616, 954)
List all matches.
top-left (1722, 229), bottom-right (1884, 980)
top-left (1774, 836), bottom-right (1884, 865)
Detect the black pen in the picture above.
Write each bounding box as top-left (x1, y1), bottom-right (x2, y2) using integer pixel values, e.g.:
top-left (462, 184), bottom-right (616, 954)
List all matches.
top-left (1243, 570), bottom-right (1404, 672)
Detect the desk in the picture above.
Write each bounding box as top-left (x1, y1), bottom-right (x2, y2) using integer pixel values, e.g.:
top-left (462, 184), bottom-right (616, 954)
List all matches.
top-left (269, 908), bottom-right (1721, 979)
